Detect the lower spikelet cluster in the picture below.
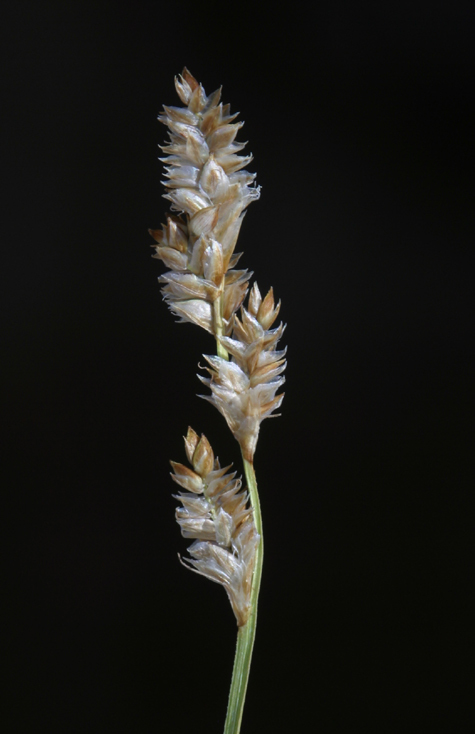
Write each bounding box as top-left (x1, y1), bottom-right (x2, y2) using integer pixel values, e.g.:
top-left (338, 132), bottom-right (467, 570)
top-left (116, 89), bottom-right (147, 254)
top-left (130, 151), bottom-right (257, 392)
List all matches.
top-left (199, 283), bottom-right (286, 461)
top-left (171, 428), bottom-right (259, 626)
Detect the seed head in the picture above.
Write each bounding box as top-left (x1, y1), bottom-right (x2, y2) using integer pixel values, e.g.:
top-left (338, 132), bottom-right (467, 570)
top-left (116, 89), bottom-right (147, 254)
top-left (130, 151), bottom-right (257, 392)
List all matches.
top-left (151, 69), bottom-right (260, 337)
top-left (199, 284), bottom-right (286, 460)
top-left (171, 429), bottom-right (259, 626)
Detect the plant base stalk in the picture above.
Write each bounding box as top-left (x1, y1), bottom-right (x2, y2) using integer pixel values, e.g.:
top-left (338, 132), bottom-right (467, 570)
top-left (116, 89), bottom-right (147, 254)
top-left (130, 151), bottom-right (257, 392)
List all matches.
top-left (223, 458), bottom-right (263, 734)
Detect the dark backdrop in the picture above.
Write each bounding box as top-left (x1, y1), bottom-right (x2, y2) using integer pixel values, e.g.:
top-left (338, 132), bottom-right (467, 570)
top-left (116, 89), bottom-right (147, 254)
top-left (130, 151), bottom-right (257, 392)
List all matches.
top-left (3, 2), bottom-right (474, 732)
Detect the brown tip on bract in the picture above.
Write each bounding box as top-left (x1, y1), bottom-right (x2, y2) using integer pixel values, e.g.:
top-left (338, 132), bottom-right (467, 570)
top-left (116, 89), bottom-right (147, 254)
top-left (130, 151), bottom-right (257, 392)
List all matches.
top-left (248, 282), bottom-right (262, 318)
top-left (258, 287), bottom-right (280, 329)
top-left (148, 228), bottom-right (163, 243)
top-left (184, 426), bottom-right (199, 464)
top-left (192, 434), bottom-right (214, 476)
top-left (182, 68), bottom-right (199, 91)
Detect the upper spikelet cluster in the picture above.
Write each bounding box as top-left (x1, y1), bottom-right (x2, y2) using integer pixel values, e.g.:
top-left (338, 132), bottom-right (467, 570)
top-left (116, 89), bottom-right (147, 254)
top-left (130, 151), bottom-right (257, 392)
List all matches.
top-left (171, 427), bottom-right (259, 626)
top-left (150, 68), bottom-right (260, 335)
top-left (199, 283), bottom-right (286, 461)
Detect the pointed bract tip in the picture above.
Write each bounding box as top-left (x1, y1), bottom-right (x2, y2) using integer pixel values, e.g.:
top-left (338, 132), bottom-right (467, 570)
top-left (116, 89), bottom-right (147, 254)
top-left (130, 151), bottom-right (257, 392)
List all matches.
top-left (184, 426), bottom-right (199, 464)
top-left (181, 67), bottom-right (199, 91)
top-left (192, 434), bottom-right (214, 476)
top-left (148, 228), bottom-right (163, 243)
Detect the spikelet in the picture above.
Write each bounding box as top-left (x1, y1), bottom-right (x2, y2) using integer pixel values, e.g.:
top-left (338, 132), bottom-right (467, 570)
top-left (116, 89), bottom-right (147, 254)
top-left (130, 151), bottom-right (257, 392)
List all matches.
top-left (171, 427), bottom-right (259, 626)
top-left (150, 68), bottom-right (260, 335)
top-left (199, 283), bottom-right (286, 461)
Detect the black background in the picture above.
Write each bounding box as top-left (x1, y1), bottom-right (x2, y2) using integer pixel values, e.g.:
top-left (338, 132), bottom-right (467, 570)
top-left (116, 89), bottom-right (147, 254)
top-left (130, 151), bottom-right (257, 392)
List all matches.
top-left (3, 2), bottom-right (474, 732)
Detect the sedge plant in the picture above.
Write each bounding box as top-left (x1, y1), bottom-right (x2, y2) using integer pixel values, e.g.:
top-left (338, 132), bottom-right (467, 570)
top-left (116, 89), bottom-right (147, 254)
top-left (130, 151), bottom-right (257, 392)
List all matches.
top-left (149, 68), bottom-right (286, 734)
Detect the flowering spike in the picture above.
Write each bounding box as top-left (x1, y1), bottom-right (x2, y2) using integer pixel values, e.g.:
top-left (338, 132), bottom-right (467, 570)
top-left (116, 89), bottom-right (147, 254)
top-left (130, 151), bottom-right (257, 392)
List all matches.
top-left (200, 285), bottom-right (286, 460)
top-left (152, 71), bottom-right (287, 733)
top-left (172, 430), bottom-right (259, 626)
top-left (151, 72), bottom-right (260, 337)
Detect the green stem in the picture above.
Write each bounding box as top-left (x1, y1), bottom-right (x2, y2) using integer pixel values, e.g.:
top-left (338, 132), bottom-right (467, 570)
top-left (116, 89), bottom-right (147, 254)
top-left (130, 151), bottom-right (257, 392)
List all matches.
top-left (223, 458), bottom-right (263, 734)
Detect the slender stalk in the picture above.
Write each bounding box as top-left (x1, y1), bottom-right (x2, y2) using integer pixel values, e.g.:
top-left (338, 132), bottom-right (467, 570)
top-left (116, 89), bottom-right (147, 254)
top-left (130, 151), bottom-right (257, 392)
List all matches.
top-left (213, 295), bottom-right (229, 361)
top-left (213, 292), bottom-right (264, 734)
top-left (223, 457), bottom-right (262, 734)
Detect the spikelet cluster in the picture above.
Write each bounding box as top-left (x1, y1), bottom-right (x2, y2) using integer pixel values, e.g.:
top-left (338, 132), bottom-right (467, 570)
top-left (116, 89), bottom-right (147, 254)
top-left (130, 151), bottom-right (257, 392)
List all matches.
top-left (150, 68), bottom-right (260, 335)
top-left (171, 428), bottom-right (259, 626)
top-left (199, 283), bottom-right (286, 461)
top-left (153, 72), bottom-right (286, 626)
